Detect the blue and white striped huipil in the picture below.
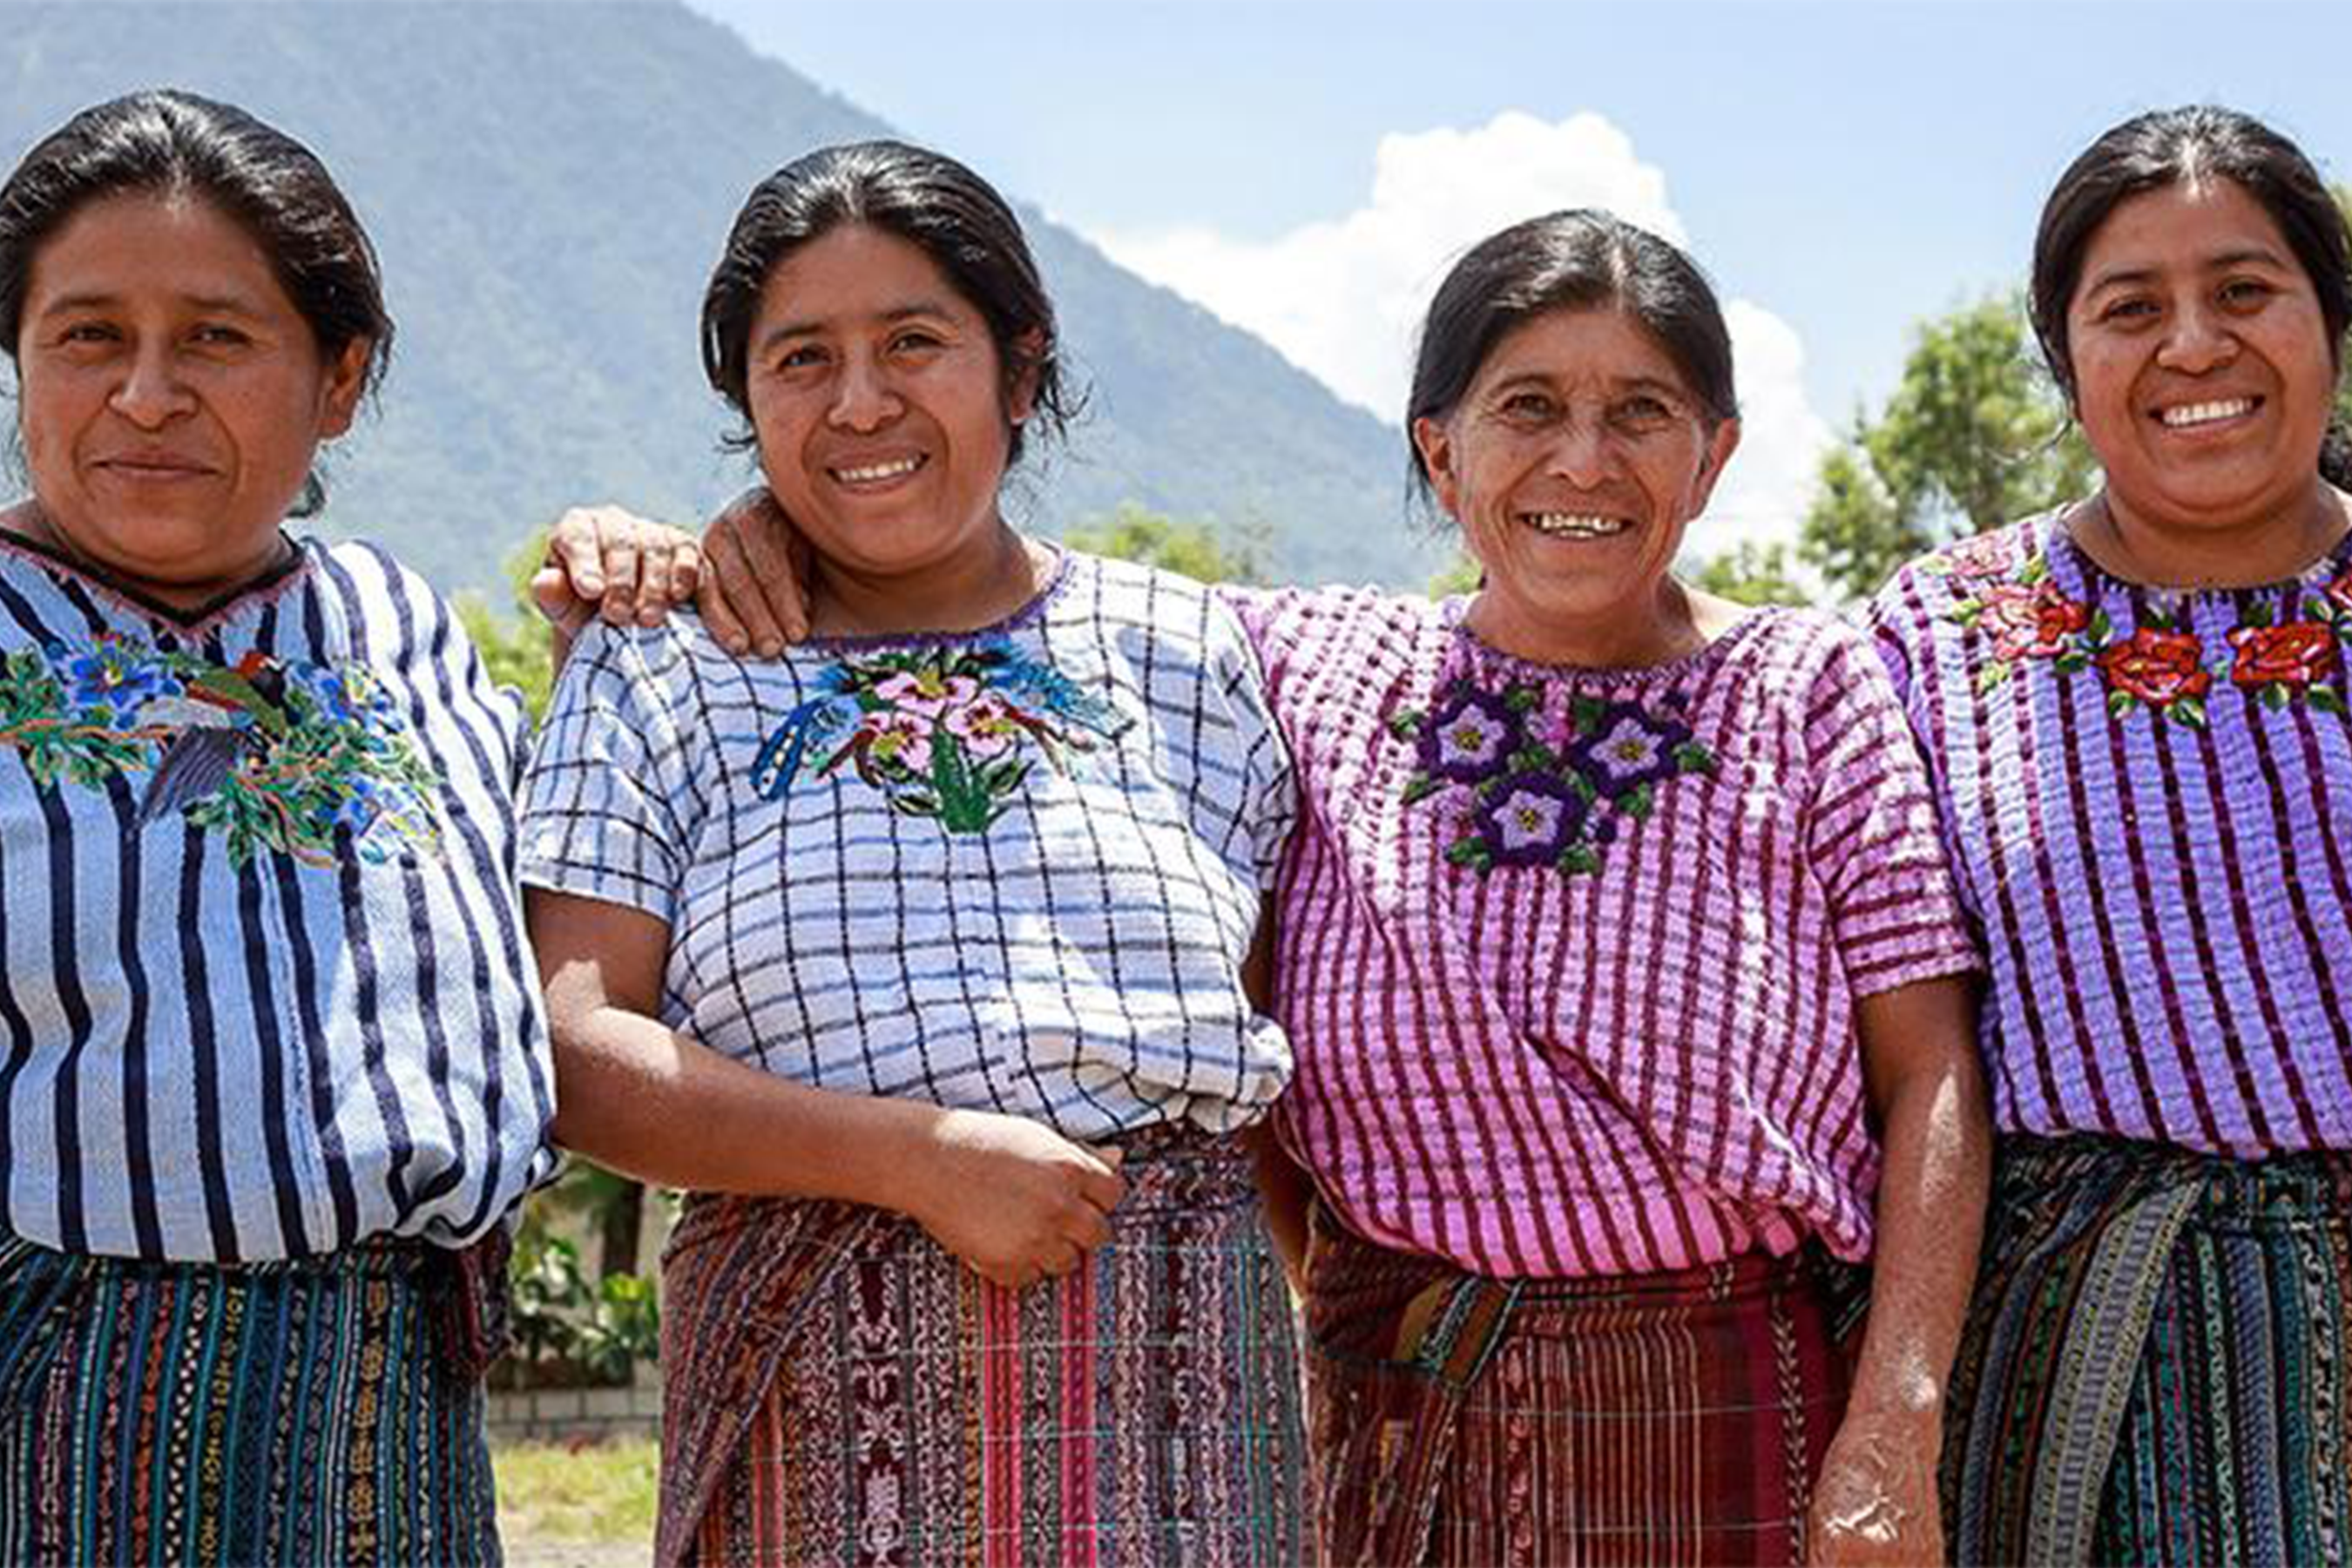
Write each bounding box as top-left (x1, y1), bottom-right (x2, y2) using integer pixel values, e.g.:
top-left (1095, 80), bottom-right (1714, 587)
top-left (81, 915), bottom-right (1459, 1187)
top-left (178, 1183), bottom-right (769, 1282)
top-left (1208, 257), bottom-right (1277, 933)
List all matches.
top-left (0, 533), bottom-right (556, 1262)
top-left (520, 551), bottom-right (1294, 1138)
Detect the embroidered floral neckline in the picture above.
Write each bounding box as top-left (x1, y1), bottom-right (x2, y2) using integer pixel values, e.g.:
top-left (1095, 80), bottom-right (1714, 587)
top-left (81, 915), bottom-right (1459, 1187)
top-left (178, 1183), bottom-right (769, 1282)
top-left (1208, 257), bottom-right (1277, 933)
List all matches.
top-left (0, 631), bottom-right (444, 868)
top-left (1391, 672), bottom-right (1717, 877)
top-left (751, 633), bottom-right (1130, 835)
top-left (1930, 514), bottom-right (2352, 726)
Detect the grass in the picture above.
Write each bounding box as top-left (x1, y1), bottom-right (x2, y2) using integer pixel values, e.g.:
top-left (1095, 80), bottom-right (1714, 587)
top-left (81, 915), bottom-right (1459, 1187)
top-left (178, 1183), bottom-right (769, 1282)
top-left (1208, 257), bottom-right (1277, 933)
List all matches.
top-left (494, 1437), bottom-right (659, 1547)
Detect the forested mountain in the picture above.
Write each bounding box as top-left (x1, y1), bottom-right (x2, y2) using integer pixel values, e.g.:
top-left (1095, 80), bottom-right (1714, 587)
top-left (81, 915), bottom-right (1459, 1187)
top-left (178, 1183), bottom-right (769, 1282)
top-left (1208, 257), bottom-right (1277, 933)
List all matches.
top-left (0, 2), bottom-right (1436, 591)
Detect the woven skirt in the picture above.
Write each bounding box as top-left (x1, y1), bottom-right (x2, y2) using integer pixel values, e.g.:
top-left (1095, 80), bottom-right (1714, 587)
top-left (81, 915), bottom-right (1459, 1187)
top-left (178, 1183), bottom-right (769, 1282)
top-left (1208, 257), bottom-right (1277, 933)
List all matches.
top-left (0, 1228), bottom-right (504, 1566)
top-left (1301, 1205), bottom-right (1864, 1567)
top-left (1944, 1132), bottom-right (2352, 1567)
top-left (657, 1122), bottom-right (1308, 1567)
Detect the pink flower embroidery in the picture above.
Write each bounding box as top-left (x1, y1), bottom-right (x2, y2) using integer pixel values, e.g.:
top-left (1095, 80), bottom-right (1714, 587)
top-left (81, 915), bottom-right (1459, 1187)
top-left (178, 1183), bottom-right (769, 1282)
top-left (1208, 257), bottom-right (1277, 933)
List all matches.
top-left (1977, 580), bottom-right (2089, 662)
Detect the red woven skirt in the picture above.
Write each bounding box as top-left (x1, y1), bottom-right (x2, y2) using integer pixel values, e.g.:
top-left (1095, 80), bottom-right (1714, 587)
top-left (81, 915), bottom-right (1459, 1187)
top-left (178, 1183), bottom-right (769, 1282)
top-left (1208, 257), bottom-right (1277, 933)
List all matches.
top-left (1301, 1205), bottom-right (1862, 1566)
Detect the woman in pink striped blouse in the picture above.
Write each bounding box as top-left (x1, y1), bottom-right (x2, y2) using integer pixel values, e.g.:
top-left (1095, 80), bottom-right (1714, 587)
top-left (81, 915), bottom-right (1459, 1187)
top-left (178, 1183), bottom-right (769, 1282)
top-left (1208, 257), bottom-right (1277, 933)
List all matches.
top-left (1227, 212), bottom-right (1990, 1567)
top-left (686, 207), bottom-right (1992, 1567)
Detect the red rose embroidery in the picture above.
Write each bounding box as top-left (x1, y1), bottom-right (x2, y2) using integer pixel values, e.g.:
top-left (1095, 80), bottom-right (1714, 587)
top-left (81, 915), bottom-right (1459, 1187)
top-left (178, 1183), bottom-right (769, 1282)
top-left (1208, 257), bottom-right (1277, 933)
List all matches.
top-left (2326, 569), bottom-right (2352, 618)
top-left (2229, 621), bottom-right (2340, 690)
top-left (1946, 533), bottom-right (2016, 581)
top-left (1978, 580), bottom-right (2089, 661)
top-left (2099, 627), bottom-right (2210, 705)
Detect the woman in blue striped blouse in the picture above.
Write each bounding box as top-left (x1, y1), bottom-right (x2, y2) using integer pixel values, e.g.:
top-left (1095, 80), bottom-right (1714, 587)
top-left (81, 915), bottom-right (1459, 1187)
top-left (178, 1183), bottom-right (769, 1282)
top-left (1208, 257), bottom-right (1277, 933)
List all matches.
top-left (0, 90), bottom-right (672, 1565)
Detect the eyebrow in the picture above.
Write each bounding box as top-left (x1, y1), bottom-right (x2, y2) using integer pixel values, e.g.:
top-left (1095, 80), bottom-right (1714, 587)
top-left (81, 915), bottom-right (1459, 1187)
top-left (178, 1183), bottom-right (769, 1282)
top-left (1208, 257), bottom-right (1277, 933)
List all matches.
top-left (2081, 246), bottom-right (2293, 295)
top-left (756, 300), bottom-right (959, 355)
top-left (31, 288), bottom-right (267, 318)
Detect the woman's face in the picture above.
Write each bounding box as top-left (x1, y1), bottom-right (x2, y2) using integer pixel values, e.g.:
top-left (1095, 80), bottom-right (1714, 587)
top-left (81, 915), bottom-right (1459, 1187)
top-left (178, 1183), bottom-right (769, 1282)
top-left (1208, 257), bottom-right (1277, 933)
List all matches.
top-left (2065, 177), bottom-right (2337, 537)
top-left (1415, 306), bottom-right (1737, 639)
top-left (14, 193), bottom-right (367, 604)
top-left (744, 224), bottom-right (1031, 583)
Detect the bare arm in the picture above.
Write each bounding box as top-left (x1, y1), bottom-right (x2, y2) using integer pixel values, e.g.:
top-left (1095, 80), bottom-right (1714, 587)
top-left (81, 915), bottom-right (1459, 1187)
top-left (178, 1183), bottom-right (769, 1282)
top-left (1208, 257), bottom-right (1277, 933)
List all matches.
top-left (1808, 973), bottom-right (1990, 1568)
top-left (527, 886), bottom-right (1126, 1288)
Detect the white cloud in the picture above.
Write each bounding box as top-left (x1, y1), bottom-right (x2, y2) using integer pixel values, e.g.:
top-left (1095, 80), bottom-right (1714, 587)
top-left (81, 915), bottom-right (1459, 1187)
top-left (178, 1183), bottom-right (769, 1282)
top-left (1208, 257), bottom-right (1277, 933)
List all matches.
top-left (1090, 110), bottom-right (1829, 555)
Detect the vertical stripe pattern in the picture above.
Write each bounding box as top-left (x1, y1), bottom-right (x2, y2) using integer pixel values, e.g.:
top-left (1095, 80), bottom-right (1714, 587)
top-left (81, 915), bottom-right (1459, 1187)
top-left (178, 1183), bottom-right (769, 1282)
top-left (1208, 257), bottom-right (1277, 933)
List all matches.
top-left (1870, 514), bottom-right (2352, 1154)
top-left (0, 535), bottom-right (555, 1261)
top-left (1234, 586), bottom-right (1977, 1278)
top-left (0, 1230), bottom-right (501, 1565)
top-left (1943, 1133), bottom-right (2352, 1566)
top-left (1301, 1206), bottom-right (1862, 1566)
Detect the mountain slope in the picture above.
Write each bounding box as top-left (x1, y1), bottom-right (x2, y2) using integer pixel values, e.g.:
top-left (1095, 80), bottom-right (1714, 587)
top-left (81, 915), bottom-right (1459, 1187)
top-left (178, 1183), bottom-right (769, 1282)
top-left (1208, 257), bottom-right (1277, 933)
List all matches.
top-left (0, 2), bottom-right (1436, 590)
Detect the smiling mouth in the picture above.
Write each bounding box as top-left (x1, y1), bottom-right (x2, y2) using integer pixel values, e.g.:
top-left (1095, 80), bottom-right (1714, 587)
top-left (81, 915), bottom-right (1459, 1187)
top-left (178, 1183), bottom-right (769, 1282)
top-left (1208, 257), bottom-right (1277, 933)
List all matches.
top-left (829, 455), bottom-right (927, 485)
top-left (1522, 511), bottom-right (1630, 539)
top-left (2156, 396), bottom-right (2259, 429)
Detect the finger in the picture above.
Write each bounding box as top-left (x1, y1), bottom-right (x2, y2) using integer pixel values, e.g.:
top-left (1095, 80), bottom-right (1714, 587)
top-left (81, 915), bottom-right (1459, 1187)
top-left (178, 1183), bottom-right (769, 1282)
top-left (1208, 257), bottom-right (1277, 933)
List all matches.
top-left (545, 507), bottom-right (606, 599)
top-left (633, 532), bottom-right (677, 626)
top-left (1068, 1205), bottom-right (1113, 1253)
top-left (669, 539), bottom-right (703, 600)
top-left (597, 526), bottom-right (642, 626)
top-left (694, 524), bottom-right (754, 653)
top-left (528, 566), bottom-right (591, 639)
top-left (1078, 1165), bottom-right (1126, 1215)
top-left (729, 497), bottom-right (798, 656)
top-left (1042, 1241), bottom-right (1085, 1278)
top-left (708, 510), bottom-right (785, 656)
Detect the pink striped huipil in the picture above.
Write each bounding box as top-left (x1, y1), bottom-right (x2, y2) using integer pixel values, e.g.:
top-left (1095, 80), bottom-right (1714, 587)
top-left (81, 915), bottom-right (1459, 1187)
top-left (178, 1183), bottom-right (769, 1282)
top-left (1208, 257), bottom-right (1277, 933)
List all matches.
top-left (1237, 586), bottom-right (1980, 1278)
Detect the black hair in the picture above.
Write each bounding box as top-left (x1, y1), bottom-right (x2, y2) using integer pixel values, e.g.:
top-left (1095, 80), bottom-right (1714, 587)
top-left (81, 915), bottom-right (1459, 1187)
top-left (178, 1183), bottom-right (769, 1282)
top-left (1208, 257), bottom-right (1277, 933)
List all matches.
top-left (701, 139), bottom-right (1074, 469)
top-left (0, 90), bottom-right (391, 517)
top-left (1405, 208), bottom-right (1737, 503)
top-left (2031, 105), bottom-right (2352, 487)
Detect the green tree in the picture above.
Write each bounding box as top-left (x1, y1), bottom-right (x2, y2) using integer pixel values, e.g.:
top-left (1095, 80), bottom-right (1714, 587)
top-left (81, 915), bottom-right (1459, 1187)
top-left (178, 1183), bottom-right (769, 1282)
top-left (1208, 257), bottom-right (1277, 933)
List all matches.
top-left (1064, 504), bottom-right (1267, 585)
top-left (1690, 540), bottom-right (1815, 607)
top-left (453, 526), bottom-right (556, 721)
top-left (1801, 295), bottom-right (2093, 601)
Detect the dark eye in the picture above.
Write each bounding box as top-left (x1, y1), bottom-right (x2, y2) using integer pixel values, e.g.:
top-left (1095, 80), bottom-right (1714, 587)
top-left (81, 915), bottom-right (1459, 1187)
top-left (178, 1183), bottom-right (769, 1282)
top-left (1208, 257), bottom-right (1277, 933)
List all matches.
top-left (1498, 389), bottom-right (1556, 422)
top-left (2098, 295), bottom-right (2158, 324)
top-left (774, 342), bottom-right (828, 372)
top-left (2218, 277), bottom-right (2274, 309)
top-left (1609, 395), bottom-right (1675, 433)
top-left (889, 328), bottom-right (945, 355)
top-left (191, 323), bottom-right (251, 348)
top-left (57, 321), bottom-right (118, 346)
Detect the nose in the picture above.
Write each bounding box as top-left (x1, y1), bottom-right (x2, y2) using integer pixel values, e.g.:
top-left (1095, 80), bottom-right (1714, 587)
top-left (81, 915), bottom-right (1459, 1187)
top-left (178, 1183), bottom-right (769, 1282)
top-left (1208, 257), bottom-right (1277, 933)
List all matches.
top-left (2156, 298), bottom-right (2239, 375)
top-left (107, 343), bottom-right (197, 429)
top-left (827, 352), bottom-right (901, 432)
top-left (1544, 419), bottom-right (1614, 487)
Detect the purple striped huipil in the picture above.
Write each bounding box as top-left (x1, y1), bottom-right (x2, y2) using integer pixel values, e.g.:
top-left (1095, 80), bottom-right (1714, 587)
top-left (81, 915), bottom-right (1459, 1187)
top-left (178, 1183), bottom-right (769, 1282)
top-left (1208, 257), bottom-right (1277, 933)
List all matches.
top-left (1869, 513), bottom-right (2352, 1156)
top-left (1236, 586), bottom-right (1980, 1279)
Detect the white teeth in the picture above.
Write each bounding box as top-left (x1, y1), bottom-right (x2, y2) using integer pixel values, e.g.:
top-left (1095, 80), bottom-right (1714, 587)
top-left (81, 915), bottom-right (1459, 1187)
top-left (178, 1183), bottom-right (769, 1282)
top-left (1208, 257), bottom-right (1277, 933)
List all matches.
top-left (834, 456), bottom-right (923, 483)
top-left (2159, 398), bottom-right (2255, 428)
top-left (1524, 512), bottom-right (1628, 538)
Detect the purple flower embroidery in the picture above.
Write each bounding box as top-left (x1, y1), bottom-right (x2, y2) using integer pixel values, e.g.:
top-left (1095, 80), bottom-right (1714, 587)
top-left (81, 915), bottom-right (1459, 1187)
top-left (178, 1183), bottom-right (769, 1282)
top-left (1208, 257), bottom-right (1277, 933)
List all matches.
top-left (1417, 685), bottom-right (1522, 783)
top-left (1471, 771), bottom-right (1585, 867)
top-left (1567, 703), bottom-right (1692, 795)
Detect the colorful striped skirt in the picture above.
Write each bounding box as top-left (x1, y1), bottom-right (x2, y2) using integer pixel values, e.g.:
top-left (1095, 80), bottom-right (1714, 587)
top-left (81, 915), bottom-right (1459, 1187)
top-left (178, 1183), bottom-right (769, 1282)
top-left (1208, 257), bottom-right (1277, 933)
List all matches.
top-left (0, 1228), bottom-right (504, 1566)
top-left (1301, 1206), bottom-right (1865, 1567)
top-left (657, 1122), bottom-right (1308, 1567)
top-left (1944, 1132), bottom-right (2352, 1566)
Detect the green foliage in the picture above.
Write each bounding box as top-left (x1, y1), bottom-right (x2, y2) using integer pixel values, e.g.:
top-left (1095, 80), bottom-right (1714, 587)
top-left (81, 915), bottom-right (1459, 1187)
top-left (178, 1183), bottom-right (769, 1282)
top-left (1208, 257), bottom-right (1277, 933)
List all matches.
top-left (1063, 503), bottom-right (1267, 585)
top-left (1690, 540), bottom-right (1816, 607)
top-left (1801, 294), bottom-right (2093, 601)
top-left (1427, 556), bottom-right (1483, 597)
top-left (506, 1227), bottom-right (663, 1384)
top-left (493, 1439), bottom-right (660, 1546)
top-left (455, 526), bottom-right (555, 723)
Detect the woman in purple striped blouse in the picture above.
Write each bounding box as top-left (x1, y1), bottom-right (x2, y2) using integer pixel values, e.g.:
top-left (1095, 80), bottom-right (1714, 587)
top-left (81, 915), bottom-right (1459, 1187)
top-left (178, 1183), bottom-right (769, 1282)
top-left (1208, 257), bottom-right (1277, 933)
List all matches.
top-left (1870, 107), bottom-right (2352, 1566)
top-left (690, 209), bottom-right (1994, 1565)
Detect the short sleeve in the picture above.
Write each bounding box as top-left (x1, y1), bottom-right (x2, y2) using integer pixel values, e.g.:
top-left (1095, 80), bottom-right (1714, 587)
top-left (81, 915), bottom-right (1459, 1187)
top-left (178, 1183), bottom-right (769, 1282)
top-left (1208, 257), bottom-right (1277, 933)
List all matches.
top-left (1800, 620), bottom-right (1981, 997)
top-left (1206, 591), bottom-right (1296, 889)
top-left (517, 621), bottom-right (703, 925)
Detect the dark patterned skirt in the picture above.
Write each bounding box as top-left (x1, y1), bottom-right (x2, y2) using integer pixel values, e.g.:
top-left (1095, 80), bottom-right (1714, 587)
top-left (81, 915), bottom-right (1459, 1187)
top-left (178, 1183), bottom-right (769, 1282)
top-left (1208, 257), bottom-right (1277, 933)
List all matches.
top-left (1301, 1204), bottom-right (1865, 1567)
top-left (0, 1228), bottom-right (506, 1566)
top-left (1944, 1132), bottom-right (2352, 1567)
top-left (657, 1122), bottom-right (1308, 1567)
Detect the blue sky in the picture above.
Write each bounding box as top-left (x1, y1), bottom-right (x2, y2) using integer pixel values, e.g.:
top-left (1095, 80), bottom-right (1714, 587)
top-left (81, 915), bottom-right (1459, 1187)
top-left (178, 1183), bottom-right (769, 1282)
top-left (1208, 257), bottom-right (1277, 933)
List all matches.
top-left (684, 0), bottom-right (2352, 551)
